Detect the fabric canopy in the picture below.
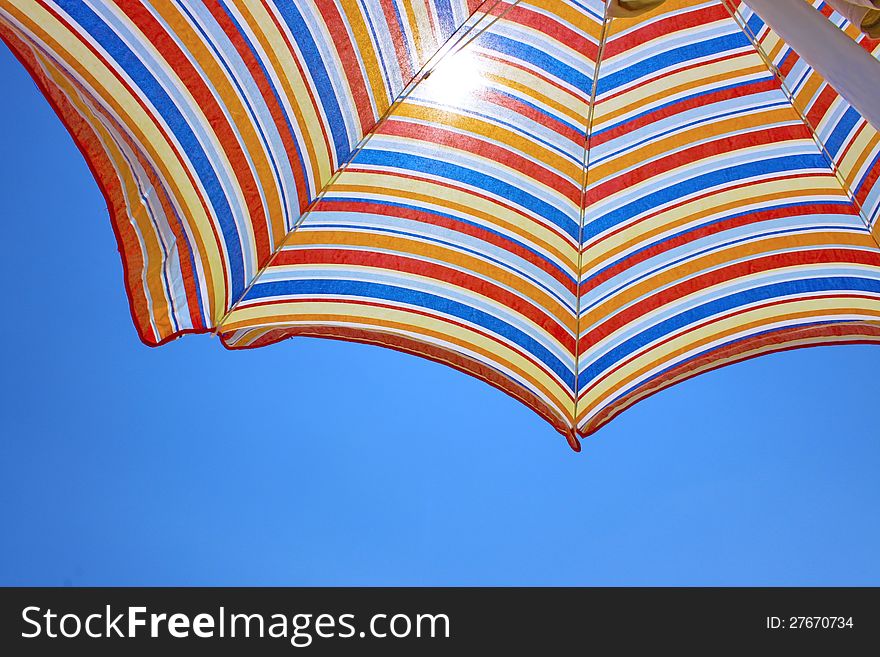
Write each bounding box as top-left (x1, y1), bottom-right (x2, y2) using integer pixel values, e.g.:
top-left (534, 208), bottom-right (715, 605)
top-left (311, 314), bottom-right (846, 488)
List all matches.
top-left (2, 0), bottom-right (878, 449)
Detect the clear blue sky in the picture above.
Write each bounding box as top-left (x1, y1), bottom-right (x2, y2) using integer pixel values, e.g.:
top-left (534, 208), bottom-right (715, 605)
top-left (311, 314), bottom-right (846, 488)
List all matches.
top-left (1, 44), bottom-right (878, 586)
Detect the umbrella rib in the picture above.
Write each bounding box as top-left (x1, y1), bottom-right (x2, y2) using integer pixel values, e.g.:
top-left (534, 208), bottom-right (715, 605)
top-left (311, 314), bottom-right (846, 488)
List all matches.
top-left (721, 0), bottom-right (880, 250)
top-left (214, 0), bottom-right (521, 332)
top-left (573, 7), bottom-right (611, 433)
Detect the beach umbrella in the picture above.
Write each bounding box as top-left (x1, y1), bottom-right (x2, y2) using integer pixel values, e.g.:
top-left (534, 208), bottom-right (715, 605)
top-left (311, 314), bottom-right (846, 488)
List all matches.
top-left (1, 0), bottom-right (878, 450)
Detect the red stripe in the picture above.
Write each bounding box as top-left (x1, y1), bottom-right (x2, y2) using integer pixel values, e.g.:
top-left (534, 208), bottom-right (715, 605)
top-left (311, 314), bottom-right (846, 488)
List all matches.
top-left (591, 77), bottom-right (783, 148)
top-left (584, 171), bottom-right (835, 249)
top-left (581, 324), bottom-right (880, 437)
top-left (273, 247), bottom-right (575, 346)
top-left (380, 118), bottom-right (581, 204)
top-left (590, 123), bottom-right (812, 200)
top-left (578, 290), bottom-right (880, 400)
top-left (580, 248), bottom-right (880, 348)
top-left (805, 83), bottom-right (837, 128)
top-left (379, 0), bottom-right (413, 81)
top-left (313, 0), bottom-right (377, 134)
top-left (581, 202), bottom-right (863, 293)
top-left (232, 295), bottom-right (576, 396)
top-left (479, 81), bottom-right (585, 145)
top-left (503, 4), bottom-right (598, 60)
top-left (603, 4), bottom-right (731, 58)
top-left (313, 195), bottom-right (577, 292)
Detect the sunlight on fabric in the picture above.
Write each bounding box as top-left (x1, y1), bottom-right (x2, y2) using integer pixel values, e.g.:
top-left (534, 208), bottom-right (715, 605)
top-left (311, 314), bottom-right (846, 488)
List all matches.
top-left (422, 50), bottom-right (484, 101)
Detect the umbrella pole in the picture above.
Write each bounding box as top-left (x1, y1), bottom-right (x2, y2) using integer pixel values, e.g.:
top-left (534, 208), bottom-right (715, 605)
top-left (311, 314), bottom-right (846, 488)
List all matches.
top-left (743, 0), bottom-right (880, 132)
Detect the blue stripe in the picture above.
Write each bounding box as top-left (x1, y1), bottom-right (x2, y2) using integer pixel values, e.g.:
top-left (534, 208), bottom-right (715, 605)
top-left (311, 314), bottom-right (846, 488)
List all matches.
top-left (316, 197), bottom-right (578, 284)
top-left (588, 203), bottom-right (853, 285)
top-left (273, 1), bottom-right (352, 164)
top-left (434, 0), bottom-right (456, 36)
top-left (245, 279), bottom-right (576, 387)
top-left (583, 155), bottom-right (829, 239)
top-left (854, 150), bottom-right (880, 198)
top-left (307, 220), bottom-right (577, 311)
top-left (492, 89), bottom-right (588, 147)
top-left (356, 150), bottom-right (580, 239)
top-left (581, 221), bottom-right (862, 314)
top-left (596, 318), bottom-right (849, 411)
top-left (823, 106), bottom-right (860, 157)
top-left (746, 13), bottom-right (765, 36)
top-left (479, 33), bottom-right (594, 92)
top-left (214, 3), bottom-right (308, 221)
top-left (590, 82), bottom-right (781, 146)
top-left (418, 89), bottom-right (586, 166)
top-left (581, 276), bottom-right (880, 382)
top-left (597, 33), bottom-right (751, 95)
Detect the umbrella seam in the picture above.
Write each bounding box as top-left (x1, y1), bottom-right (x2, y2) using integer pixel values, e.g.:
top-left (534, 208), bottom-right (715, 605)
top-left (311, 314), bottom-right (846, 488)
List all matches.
top-left (574, 5), bottom-right (612, 435)
top-left (721, 0), bottom-right (880, 251)
top-left (214, 0), bottom-right (520, 333)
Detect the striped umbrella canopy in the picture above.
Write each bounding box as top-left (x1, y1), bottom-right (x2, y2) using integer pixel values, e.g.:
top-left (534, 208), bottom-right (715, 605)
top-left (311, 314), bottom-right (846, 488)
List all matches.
top-left (2, 0), bottom-right (878, 450)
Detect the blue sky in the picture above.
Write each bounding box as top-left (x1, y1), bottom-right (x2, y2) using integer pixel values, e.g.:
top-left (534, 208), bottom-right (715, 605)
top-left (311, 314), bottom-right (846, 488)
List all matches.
top-left (1, 44), bottom-right (878, 586)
